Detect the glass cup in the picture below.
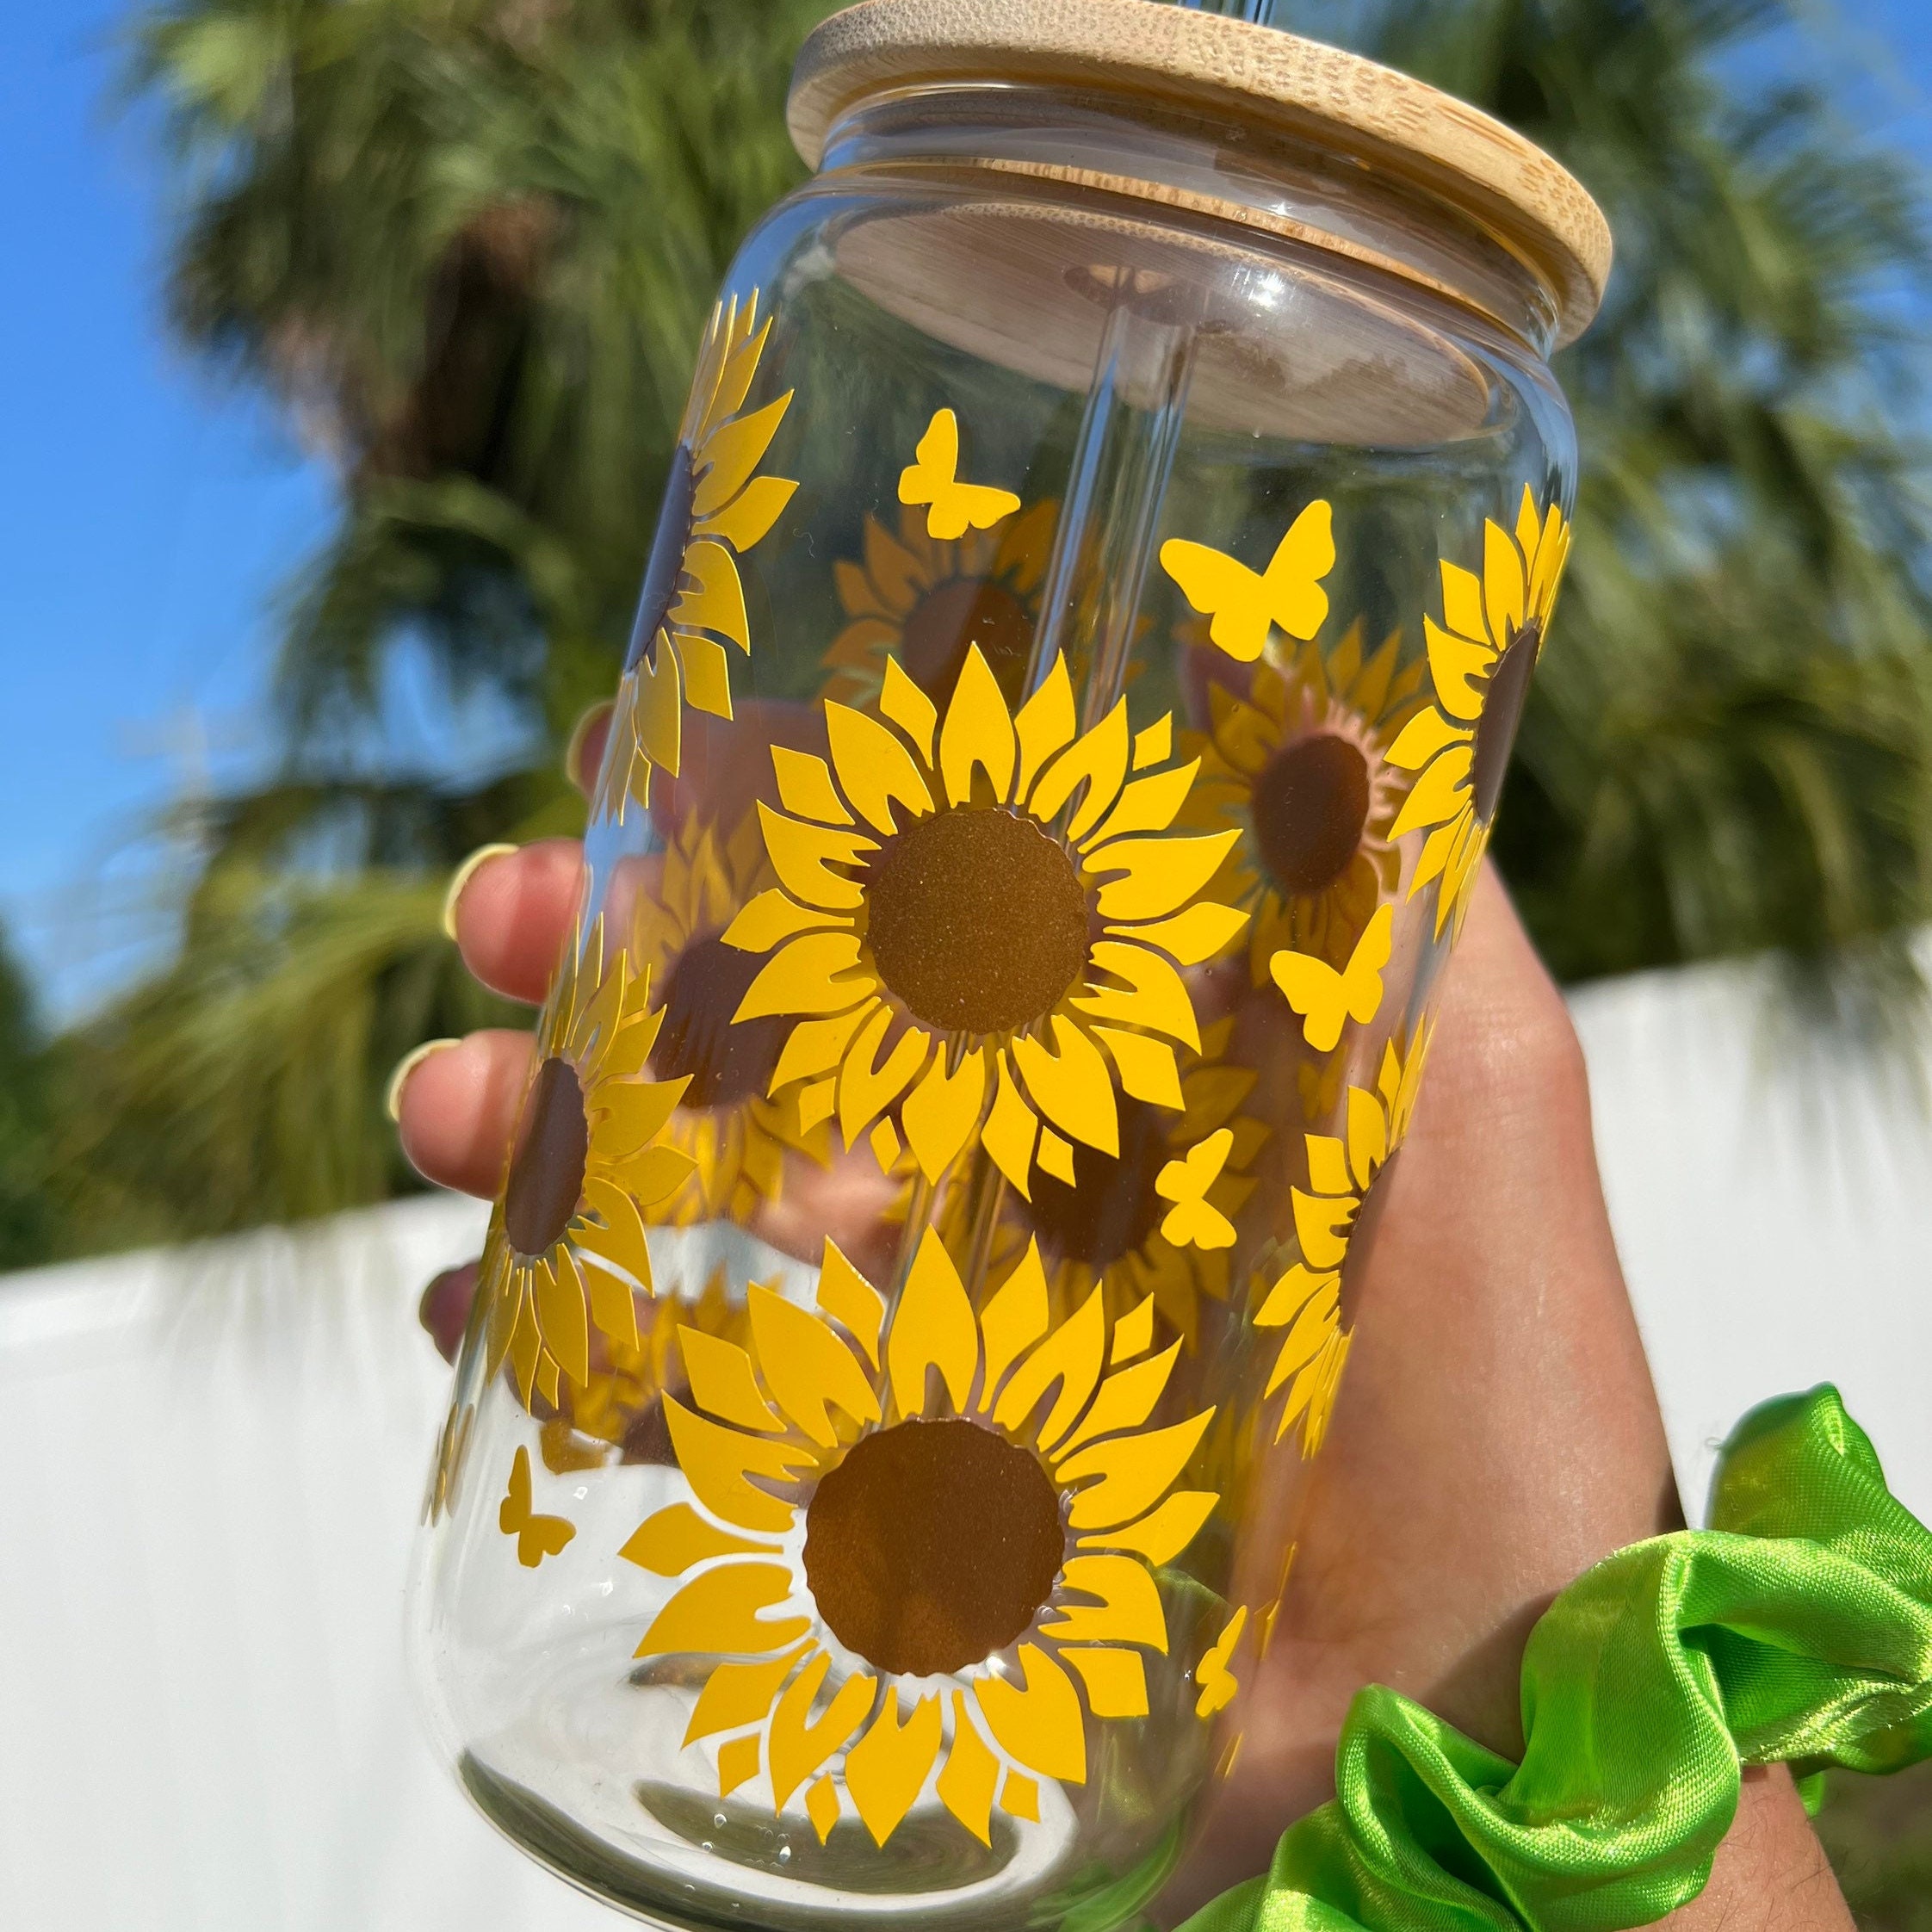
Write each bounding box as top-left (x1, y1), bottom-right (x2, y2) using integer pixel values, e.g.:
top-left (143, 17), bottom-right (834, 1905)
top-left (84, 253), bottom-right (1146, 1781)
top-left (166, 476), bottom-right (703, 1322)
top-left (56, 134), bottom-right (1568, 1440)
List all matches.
top-left (408, 4), bottom-right (1608, 1926)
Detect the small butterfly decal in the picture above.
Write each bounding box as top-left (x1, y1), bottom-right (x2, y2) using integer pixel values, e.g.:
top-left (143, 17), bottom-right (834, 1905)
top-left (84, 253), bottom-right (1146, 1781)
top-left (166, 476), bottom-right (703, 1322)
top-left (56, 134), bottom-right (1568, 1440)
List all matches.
top-left (1269, 903), bottom-right (1394, 1052)
top-left (1155, 1127), bottom-right (1238, 1251)
top-left (898, 407), bottom-right (1021, 540)
top-left (1194, 1603), bottom-right (1248, 1719)
top-left (499, 1444), bottom-right (576, 1568)
top-left (1159, 499), bottom-right (1335, 662)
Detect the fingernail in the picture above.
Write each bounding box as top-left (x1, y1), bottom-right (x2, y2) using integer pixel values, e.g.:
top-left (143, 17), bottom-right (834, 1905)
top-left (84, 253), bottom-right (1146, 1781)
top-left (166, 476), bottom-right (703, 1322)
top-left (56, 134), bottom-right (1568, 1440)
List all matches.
top-left (564, 701), bottom-right (616, 793)
top-left (386, 1038), bottom-right (461, 1122)
top-left (441, 843), bottom-right (517, 940)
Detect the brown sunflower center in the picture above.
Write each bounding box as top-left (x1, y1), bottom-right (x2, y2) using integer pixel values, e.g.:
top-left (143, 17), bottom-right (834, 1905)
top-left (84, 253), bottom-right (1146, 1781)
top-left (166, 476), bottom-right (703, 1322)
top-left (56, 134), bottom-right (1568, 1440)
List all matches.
top-left (1336, 1149), bottom-right (1398, 1325)
top-left (1250, 731), bottom-right (1372, 897)
top-left (1469, 621), bottom-right (1540, 824)
top-left (864, 808), bottom-right (1087, 1036)
top-left (623, 442), bottom-right (697, 673)
top-left (900, 576), bottom-right (1034, 710)
top-left (1023, 1094), bottom-right (1171, 1271)
top-left (803, 1418), bottom-right (1064, 1676)
top-left (654, 932), bottom-right (789, 1110)
top-left (503, 1055), bottom-right (589, 1257)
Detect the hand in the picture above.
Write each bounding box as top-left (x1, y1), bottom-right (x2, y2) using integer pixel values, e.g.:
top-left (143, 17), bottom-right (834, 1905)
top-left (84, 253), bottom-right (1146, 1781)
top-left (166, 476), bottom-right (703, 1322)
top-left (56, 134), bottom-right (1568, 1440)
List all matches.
top-left (1159, 864), bottom-right (1850, 1929)
top-left (397, 715), bottom-right (1850, 1930)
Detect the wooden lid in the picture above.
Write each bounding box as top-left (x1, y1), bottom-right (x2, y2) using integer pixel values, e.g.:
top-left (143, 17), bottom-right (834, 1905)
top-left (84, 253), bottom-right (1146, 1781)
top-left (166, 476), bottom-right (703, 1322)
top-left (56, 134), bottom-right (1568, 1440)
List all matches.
top-left (790, 0), bottom-right (1611, 348)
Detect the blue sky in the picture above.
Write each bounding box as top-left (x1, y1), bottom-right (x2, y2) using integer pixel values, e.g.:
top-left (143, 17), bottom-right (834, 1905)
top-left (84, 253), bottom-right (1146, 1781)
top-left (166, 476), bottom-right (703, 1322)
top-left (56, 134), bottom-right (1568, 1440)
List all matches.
top-left (3, 0), bottom-right (1931, 1023)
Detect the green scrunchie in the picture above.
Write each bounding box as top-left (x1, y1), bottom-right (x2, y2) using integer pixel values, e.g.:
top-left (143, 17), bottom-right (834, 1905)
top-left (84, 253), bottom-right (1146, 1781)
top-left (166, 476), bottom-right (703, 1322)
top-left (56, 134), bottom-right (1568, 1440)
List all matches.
top-left (1180, 1384), bottom-right (1932, 1932)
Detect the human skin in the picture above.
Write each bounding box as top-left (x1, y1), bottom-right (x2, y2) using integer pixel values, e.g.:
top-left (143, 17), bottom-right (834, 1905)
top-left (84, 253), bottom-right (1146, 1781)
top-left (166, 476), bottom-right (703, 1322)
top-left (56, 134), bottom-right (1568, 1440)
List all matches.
top-left (397, 728), bottom-right (1851, 1930)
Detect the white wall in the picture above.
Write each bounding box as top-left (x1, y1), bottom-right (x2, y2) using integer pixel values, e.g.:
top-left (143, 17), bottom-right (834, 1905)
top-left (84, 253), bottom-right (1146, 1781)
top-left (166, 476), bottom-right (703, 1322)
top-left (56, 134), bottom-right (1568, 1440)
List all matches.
top-left (1, 954), bottom-right (1927, 1929)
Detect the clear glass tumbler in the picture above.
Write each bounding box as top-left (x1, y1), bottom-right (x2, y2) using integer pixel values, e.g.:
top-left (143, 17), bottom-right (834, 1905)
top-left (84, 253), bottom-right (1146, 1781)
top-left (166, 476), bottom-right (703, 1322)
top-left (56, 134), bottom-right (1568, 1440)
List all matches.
top-left (408, 3), bottom-right (1609, 1926)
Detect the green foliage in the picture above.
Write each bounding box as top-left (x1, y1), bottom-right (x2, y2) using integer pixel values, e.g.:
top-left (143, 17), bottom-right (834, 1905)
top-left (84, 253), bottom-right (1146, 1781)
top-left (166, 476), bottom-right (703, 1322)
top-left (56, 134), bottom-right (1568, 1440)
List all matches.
top-left (26, 0), bottom-right (1930, 1260)
top-left (0, 933), bottom-right (57, 1269)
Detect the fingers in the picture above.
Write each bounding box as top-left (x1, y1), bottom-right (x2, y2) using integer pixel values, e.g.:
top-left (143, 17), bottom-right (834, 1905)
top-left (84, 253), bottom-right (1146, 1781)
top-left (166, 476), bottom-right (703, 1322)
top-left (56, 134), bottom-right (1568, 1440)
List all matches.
top-left (394, 1028), bottom-right (534, 1198)
top-left (443, 839), bottom-right (586, 1005)
top-left (420, 1260), bottom-right (480, 1364)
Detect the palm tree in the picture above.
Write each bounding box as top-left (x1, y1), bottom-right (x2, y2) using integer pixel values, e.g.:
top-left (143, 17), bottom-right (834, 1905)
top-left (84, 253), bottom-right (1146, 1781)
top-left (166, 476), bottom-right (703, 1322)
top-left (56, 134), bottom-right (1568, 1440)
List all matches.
top-left (46, 0), bottom-right (1929, 1254)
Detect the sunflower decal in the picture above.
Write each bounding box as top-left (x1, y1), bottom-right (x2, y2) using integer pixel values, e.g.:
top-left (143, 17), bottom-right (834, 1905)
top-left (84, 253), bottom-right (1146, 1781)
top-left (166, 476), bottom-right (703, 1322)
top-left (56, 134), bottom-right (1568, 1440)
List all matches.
top-left (1254, 1022), bottom-right (1434, 1455)
top-left (1017, 1019), bottom-right (1265, 1350)
top-left (482, 926), bottom-right (697, 1409)
top-left (623, 1230), bottom-right (1220, 1847)
top-left (613, 290), bottom-right (796, 814)
top-left (721, 646), bottom-right (1246, 1195)
top-left (1386, 488), bottom-right (1570, 935)
top-left (1189, 622), bottom-right (1425, 983)
top-left (630, 811), bottom-right (825, 1224)
top-left (825, 500), bottom-right (1056, 711)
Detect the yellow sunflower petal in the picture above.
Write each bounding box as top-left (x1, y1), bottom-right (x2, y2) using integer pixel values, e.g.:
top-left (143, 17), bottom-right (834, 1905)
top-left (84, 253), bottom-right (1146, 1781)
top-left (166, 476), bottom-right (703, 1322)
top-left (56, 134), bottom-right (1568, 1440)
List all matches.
top-left (838, 1006), bottom-right (931, 1147)
top-left (1031, 697), bottom-right (1130, 842)
top-left (1423, 615), bottom-right (1495, 724)
top-left (680, 1328), bottom-right (784, 1434)
top-left (881, 656), bottom-right (938, 765)
top-left (591, 1072), bottom-right (684, 1157)
top-left (1386, 702), bottom-right (1473, 774)
top-left (634, 645), bottom-right (683, 775)
top-left (1131, 715), bottom-right (1172, 771)
top-left (889, 1229), bottom-right (980, 1417)
top-left (662, 1395), bottom-right (817, 1533)
top-left (825, 700), bottom-right (935, 833)
top-left (807, 1775), bottom-right (840, 1842)
top-left (1291, 1185), bottom-right (1357, 1272)
top-left (1037, 1127), bottom-right (1076, 1182)
top-left (1409, 815), bottom-right (1463, 895)
top-left (672, 630), bottom-right (734, 720)
top-left (1083, 759), bottom-right (1198, 848)
top-left (1091, 1026), bottom-right (1185, 1115)
top-left (684, 1645), bottom-right (804, 1745)
top-left (845, 1694), bottom-right (944, 1847)
top-left (755, 802), bottom-right (875, 913)
top-left (534, 1251), bottom-right (591, 1389)
top-left (1121, 900), bottom-right (1251, 967)
top-left (1014, 653), bottom-right (1077, 802)
top-left (992, 1282), bottom-right (1106, 1452)
top-left (1089, 830), bottom-right (1240, 923)
top-left (1074, 939), bottom-right (1201, 1050)
top-left (974, 1644), bottom-right (1086, 1785)
top-left (1078, 1489), bottom-right (1217, 1567)
top-left (769, 1650), bottom-right (876, 1809)
top-left (1484, 517), bottom-right (1528, 647)
top-left (901, 1044), bottom-right (988, 1182)
top-left (816, 1240), bottom-right (886, 1367)
top-left (1346, 1086), bottom-right (1390, 1192)
top-left (977, 1238), bottom-right (1050, 1409)
top-left (1012, 1016), bottom-right (1118, 1155)
top-left (1053, 1340), bottom-right (1184, 1458)
top-left (983, 1054), bottom-right (1040, 1195)
top-left (1388, 740), bottom-right (1474, 840)
top-left (1043, 1554), bottom-right (1167, 1650)
top-left (695, 471), bottom-right (796, 554)
top-left (1439, 559), bottom-right (1489, 647)
top-left (1256, 1260), bottom-right (1334, 1329)
top-left (1264, 1285), bottom-right (1341, 1397)
top-left (1062, 1645), bottom-right (1150, 1719)
top-left (721, 1731), bottom-right (764, 1798)
top-left (1061, 1408), bottom-right (1216, 1531)
top-left (771, 746), bottom-right (853, 827)
top-left (799, 1076), bottom-right (837, 1133)
top-left (766, 999), bottom-right (873, 1097)
top-left (749, 1285), bottom-right (882, 1446)
top-left (582, 1261), bottom-right (641, 1352)
top-left (580, 1175), bottom-right (652, 1284)
top-left (936, 1694), bottom-right (1001, 1844)
top-left (1001, 1772), bottom-right (1041, 1820)
top-left (938, 646), bottom-right (1017, 808)
top-left (622, 1502), bottom-right (771, 1578)
top-left (1112, 1294), bottom-right (1156, 1365)
top-left (692, 393), bottom-right (792, 520)
top-left (670, 541), bottom-right (750, 653)
top-left (734, 931), bottom-right (870, 1022)
top-left (635, 1559), bottom-right (808, 1657)
top-left (721, 887), bottom-right (838, 957)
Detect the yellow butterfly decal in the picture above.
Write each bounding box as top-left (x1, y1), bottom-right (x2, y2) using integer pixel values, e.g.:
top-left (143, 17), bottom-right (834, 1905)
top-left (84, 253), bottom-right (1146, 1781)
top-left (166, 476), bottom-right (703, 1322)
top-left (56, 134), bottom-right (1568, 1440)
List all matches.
top-left (898, 407), bottom-right (1021, 540)
top-left (1269, 902), bottom-right (1394, 1052)
top-left (498, 1444), bottom-right (576, 1568)
top-left (1194, 1604), bottom-right (1248, 1719)
top-left (1155, 1126), bottom-right (1238, 1251)
top-left (1159, 499), bottom-right (1335, 661)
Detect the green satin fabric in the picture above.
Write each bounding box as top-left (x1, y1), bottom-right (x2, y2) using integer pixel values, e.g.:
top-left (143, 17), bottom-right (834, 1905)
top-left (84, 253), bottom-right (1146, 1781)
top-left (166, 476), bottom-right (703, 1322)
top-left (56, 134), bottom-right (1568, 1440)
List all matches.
top-left (1180, 1386), bottom-right (1932, 1932)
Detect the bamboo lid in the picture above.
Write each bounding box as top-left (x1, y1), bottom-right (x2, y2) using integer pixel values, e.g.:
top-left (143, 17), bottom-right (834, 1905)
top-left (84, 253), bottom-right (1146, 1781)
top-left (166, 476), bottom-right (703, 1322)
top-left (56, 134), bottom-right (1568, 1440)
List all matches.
top-left (790, 0), bottom-right (1611, 349)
